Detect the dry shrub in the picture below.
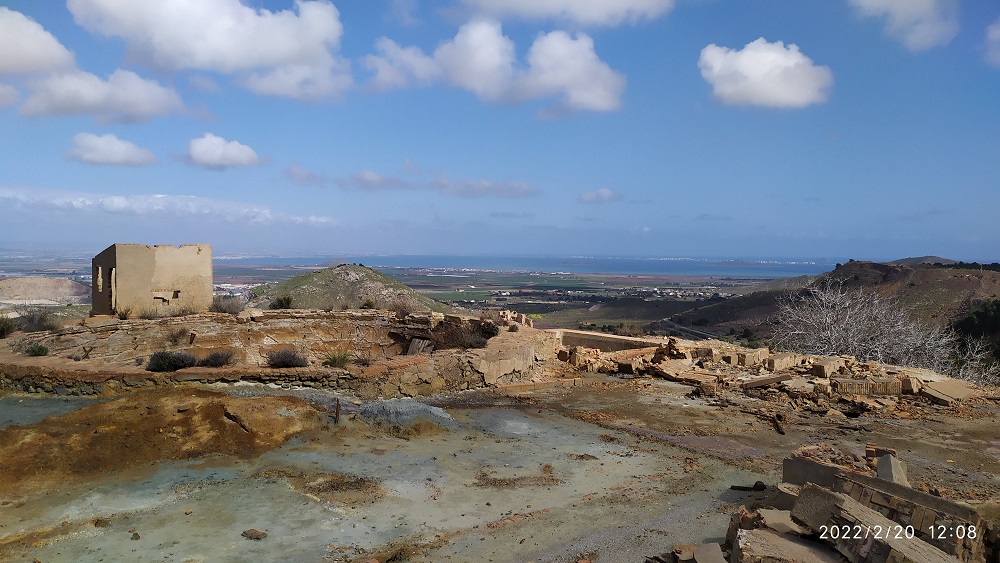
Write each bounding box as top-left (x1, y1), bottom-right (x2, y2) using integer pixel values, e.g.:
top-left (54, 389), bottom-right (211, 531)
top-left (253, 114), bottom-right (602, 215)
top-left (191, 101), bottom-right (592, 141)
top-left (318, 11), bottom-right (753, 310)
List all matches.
top-left (15, 307), bottom-right (58, 332)
top-left (267, 349), bottom-right (308, 368)
top-left (147, 351), bottom-right (197, 372)
top-left (432, 323), bottom-right (487, 349)
top-left (210, 295), bottom-right (245, 315)
top-left (198, 350), bottom-right (235, 367)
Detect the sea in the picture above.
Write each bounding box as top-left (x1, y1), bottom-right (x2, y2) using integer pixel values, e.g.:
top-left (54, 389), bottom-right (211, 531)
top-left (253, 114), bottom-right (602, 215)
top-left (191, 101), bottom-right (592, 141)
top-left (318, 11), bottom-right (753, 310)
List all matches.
top-left (216, 254), bottom-right (838, 279)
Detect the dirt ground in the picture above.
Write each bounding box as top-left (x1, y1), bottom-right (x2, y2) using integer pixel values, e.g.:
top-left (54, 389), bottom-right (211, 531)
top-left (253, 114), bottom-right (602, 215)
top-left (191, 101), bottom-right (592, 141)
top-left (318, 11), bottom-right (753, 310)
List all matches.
top-left (1, 376), bottom-right (998, 562)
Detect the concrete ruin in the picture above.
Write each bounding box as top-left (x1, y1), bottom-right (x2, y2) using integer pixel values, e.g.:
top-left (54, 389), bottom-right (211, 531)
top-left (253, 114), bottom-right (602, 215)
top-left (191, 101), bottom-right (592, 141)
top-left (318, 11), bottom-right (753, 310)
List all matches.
top-left (91, 244), bottom-right (212, 317)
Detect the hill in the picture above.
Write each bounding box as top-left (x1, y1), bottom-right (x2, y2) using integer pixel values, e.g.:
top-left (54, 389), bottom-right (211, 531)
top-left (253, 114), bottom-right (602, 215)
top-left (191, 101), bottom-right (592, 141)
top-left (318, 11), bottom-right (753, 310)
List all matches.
top-left (0, 277), bottom-right (90, 304)
top-left (248, 264), bottom-right (450, 313)
top-left (670, 261), bottom-right (1000, 339)
top-left (891, 256), bottom-right (957, 266)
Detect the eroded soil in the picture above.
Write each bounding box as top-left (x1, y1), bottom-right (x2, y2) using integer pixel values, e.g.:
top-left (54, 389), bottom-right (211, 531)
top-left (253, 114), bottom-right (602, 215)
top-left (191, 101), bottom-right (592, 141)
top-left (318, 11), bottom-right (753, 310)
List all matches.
top-left (1, 377), bottom-right (998, 562)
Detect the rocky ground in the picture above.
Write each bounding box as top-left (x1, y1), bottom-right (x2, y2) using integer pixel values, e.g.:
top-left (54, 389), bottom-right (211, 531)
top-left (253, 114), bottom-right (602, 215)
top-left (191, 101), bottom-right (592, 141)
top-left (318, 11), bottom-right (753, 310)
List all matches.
top-left (1, 371), bottom-right (998, 562)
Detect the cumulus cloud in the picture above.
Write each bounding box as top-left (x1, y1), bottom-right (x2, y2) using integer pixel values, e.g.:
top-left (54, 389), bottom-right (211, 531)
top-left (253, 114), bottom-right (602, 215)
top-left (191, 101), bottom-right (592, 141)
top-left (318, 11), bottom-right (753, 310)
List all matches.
top-left (459, 0), bottom-right (674, 26)
top-left (849, 0), bottom-right (958, 51)
top-left (698, 38), bottom-right (833, 108)
top-left (365, 19), bottom-right (625, 111)
top-left (0, 186), bottom-right (335, 226)
top-left (67, 133), bottom-right (157, 166)
top-left (987, 18), bottom-right (1000, 67)
top-left (0, 7), bottom-right (75, 74)
top-left (187, 133), bottom-right (260, 169)
top-left (0, 83), bottom-right (18, 106)
top-left (578, 187), bottom-right (622, 204)
top-left (67, 0), bottom-right (351, 99)
top-left (20, 69), bottom-right (184, 122)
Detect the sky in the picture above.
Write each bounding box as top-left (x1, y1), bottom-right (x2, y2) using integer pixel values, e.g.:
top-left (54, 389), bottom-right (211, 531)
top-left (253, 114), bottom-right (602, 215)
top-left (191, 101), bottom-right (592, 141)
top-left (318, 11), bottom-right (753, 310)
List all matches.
top-left (1, 0), bottom-right (999, 262)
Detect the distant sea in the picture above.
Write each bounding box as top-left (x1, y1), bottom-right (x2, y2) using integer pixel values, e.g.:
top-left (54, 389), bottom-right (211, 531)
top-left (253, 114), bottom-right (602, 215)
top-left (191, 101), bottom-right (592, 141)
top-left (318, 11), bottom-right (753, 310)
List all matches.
top-left (216, 254), bottom-right (837, 279)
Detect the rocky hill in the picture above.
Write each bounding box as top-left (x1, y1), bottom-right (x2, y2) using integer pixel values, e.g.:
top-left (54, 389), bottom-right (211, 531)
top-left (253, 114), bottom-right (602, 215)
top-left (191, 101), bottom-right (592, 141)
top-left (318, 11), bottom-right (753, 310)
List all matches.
top-left (671, 261), bottom-right (1000, 338)
top-left (248, 264), bottom-right (449, 313)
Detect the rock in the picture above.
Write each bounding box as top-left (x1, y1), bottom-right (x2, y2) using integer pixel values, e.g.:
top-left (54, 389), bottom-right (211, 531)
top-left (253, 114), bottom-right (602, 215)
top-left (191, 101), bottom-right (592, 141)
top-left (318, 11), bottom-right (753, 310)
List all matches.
top-left (93, 517), bottom-right (110, 527)
top-left (732, 528), bottom-right (841, 563)
top-left (131, 532), bottom-right (140, 540)
top-left (242, 528), bottom-right (267, 540)
top-left (691, 543), bottom-right (726, 563)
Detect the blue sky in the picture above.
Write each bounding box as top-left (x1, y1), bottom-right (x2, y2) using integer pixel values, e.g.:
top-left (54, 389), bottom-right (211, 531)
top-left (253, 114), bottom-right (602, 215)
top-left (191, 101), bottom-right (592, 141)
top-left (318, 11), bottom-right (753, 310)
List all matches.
top-left (2, 0), bottom-right (999, 261)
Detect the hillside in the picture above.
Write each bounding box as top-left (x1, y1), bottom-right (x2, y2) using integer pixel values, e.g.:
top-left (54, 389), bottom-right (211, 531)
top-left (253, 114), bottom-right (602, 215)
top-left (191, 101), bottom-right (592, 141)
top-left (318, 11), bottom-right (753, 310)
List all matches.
top-left (248, 264), bottom-right (450, 313)
top-left (671, 261), bottom-right (1000, 338)
top-left (0, 277), bottom-right (90, 304)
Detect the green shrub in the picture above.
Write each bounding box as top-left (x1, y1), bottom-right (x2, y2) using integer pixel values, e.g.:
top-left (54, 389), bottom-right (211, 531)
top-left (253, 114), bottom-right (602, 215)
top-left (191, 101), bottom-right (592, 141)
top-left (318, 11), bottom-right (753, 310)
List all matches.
top-left (508, 324), bottom-right (520, 332)
top-left (267, 349), bottom-right (308, 368)
top-left (322, 351), bottom-right (351, 368)
top-left (269, 295), bottom-right (293, 310)
top-left (360, 299), bottom-right (377, 310)
top-left (24, 342), bottom-right (48, 356)
top-left (198, 350), bottom-right (235, 368)
top-left (0, 315), bottom-right (17, 338)
top-left (16, 307), bottom-right (58, 332)
top-left (146, 351), bottom-right (197, 372)
top-left (116, 307), bottom-right (132, 320)
top-left (210, 295), bottom-right (245, 315)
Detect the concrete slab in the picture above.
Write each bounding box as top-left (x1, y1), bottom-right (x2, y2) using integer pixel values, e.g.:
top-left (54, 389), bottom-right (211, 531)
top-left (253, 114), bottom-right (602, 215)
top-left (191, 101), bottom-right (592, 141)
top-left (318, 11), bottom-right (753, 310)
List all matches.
top-left (733, 528), bottom-right (841, 563)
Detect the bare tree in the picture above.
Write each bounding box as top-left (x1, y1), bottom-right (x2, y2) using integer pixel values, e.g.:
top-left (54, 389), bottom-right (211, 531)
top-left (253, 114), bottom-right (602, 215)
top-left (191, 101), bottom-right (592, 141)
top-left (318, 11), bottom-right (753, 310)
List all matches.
top-left (772, 280), bottom-right (998, 384)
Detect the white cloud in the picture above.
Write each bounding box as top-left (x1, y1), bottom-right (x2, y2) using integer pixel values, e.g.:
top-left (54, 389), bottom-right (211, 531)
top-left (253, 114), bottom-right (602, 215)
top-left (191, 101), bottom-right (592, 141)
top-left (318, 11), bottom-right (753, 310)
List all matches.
top-left (67, 133), bottom-right (157, 166)
top-left (518, 30), bottom-right (625, 111)
top-left (0, 83), bottom-right (18, 106)
top-left (364, 37), bottom-right (443, 90)
top-left (986, 18), bottom-right (1000, 67)
top-left (0, 186), bottom-right (335, 226)
top-left (286, 164), bottom-right (323, 185)
top-left (0, 7), bottom-right (75, 74)
top-left (459, 0), bottom-right (674, 26)
top-left (20, 69), bottom-right (184, 122)
top-left (849, 0), bottom-right (958, 51)
top-left (188, 133), bottom-right (260, 170)
top-left (67, 0), bottom-right (351, 99)
top-left (578, 187), bottom-right (622, 204)
top-left (335, 167), bottom-right (539, 198)
top-left (365, 19), bottom-right (625, 112)
top-left (698, 38), bottom-right (833, 109)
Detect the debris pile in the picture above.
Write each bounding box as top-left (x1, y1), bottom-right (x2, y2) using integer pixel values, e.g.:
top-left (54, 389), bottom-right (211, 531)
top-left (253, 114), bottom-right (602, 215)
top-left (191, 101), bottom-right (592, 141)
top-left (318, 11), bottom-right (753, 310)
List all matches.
top-left (556, 336), bottom-right (983, 411)
top-left (646, 444), bottom-right (998, 563)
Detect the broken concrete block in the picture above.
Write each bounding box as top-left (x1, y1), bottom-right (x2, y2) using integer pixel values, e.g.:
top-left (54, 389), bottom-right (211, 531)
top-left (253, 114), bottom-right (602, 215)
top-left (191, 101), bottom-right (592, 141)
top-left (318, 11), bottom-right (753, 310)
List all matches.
top-left (830, 377), bottom-right (902, 396)
top-left (921, 379), bottom-right (975, 405)
top-left (691, 543), bottom-right (726, 563)
top-left (792, 484), bottom-right (958, 563)
top-left (766, 352), bottom-right (799, 372)
top-left (757, 509), bottom-right (808, 535)
top-left (732, 528), bottom-right (842, 563)
top-left (812, 357), bottom-right (845, 377)
top-left (774, 482), bottom-right (801, 511)
top-left (901, 377), bottom-right (922, 394)
top-left (737, 347), bottom-right (769, 367)
top-left (781, 456), bottom-right (843, 489)
top-left (726, 505), bottom-right (763, 547)
top-left (742, 373), bottom-right (793, 389)
top-left (832, 472), bottom-right (985, 561)
top-left (876, 454), bottom-right (910, 487)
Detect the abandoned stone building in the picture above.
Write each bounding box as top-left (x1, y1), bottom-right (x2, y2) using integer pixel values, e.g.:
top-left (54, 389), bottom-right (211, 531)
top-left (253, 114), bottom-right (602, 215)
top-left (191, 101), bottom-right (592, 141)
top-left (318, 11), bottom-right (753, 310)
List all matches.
top-left (91, 244), bottom-right (213, 317)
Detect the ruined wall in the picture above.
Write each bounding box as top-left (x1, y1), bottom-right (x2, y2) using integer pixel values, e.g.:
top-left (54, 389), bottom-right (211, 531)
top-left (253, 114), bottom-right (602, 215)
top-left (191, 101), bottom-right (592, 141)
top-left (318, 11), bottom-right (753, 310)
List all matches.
top-left (2, 310), bottom-right (560, 399)
top-left (91, 244), bottom-right (212, 317)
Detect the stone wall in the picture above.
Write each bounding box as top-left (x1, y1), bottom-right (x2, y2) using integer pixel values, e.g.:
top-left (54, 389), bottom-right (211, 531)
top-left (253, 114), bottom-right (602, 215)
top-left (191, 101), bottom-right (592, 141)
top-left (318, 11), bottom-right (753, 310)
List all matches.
top-left (1, 310), bottom-right (560, 399)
